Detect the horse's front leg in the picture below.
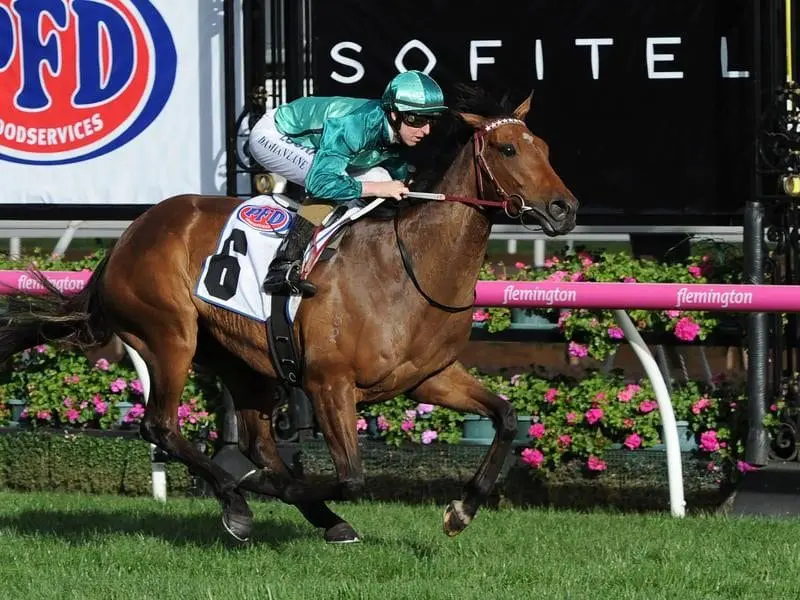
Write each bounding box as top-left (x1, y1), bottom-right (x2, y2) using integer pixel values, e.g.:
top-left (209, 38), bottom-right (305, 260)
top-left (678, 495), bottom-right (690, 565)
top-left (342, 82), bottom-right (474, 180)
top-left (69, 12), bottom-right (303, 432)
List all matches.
top-left (305, 375), bottom-right (365, 502)
top-left (409, 361), bottom-right (517, 536)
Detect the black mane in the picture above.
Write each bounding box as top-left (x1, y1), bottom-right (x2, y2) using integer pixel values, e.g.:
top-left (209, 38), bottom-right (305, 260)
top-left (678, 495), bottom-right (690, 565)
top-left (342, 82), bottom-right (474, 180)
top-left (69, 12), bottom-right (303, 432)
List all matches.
top-left (403, 83), bottom-right (516, 192)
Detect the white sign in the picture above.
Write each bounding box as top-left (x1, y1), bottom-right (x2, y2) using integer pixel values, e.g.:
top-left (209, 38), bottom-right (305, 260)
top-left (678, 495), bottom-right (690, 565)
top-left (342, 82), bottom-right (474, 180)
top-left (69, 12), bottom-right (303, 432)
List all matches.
top-left (0, 0), bottom-right (238, 205)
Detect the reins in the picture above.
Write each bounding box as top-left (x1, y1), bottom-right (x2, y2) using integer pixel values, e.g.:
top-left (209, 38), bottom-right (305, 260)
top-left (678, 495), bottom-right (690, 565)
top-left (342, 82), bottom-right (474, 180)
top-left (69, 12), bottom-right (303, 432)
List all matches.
top-left (395, 117), bottom-right (532, 313)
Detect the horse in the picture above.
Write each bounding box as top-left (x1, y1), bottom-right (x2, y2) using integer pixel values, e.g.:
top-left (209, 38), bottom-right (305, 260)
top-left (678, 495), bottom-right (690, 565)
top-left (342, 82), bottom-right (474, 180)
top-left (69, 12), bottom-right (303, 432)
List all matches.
top-left (0, 85), bottom-right (578, 543)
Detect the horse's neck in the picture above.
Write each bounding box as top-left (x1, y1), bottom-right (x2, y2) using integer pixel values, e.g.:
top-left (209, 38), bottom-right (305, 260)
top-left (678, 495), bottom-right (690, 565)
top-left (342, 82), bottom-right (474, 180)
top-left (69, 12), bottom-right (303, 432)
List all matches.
top-left (405, 140), bottom-right (491, 288)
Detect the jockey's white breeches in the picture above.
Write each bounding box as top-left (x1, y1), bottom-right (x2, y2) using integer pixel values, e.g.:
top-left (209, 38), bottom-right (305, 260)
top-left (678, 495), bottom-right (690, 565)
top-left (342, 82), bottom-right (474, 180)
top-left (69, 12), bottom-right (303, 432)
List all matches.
top-left (248, 108), bottom-right (391, 191)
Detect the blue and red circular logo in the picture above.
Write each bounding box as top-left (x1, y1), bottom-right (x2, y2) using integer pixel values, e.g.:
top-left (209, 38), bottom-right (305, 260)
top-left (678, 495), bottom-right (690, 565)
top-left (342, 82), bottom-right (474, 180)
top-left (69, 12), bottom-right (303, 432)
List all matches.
top-left (0, 0), bottom-right (176, 165)
top-left (237, 204), bottom-right (294, 235)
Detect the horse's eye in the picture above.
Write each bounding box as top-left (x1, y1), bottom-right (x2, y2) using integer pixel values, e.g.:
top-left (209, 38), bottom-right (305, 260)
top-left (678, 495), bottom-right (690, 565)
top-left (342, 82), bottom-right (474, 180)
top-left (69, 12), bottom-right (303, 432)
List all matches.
top-left (499, 144), bottom-right (516, 157)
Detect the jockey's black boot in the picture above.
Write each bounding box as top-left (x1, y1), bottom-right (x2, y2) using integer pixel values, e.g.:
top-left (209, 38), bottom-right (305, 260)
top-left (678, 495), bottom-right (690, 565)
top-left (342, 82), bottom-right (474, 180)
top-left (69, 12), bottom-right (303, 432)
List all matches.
top-left (262, 215), bottom-right (318, 297)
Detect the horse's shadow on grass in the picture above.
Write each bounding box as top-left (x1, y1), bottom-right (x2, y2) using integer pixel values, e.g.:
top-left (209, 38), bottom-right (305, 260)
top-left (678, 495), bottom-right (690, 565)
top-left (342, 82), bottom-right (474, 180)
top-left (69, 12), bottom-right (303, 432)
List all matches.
top-left (0, 507), bottom-right (318, 549)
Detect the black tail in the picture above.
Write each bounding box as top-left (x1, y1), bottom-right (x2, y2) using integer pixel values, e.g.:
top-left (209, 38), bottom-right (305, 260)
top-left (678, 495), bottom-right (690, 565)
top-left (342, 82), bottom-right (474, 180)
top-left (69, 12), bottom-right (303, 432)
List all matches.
top-left (0, 254), bottom-right (114, 362)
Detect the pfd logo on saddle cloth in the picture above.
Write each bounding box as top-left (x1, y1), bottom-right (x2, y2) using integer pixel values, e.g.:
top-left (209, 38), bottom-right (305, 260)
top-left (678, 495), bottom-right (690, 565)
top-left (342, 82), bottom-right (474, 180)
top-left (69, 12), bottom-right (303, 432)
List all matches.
top-left (0, 0), bottom-right (177, 165)
top-left (236, 204), bottom-right (292, 235)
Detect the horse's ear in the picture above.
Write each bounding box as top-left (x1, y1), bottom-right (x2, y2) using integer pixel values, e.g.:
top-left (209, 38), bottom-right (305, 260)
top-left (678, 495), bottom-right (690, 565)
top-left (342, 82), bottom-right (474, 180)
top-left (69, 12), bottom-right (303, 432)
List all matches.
top-left (512, 91), bottom-right (534, 121)
top-left (455, 111), bottom-right (488, 129)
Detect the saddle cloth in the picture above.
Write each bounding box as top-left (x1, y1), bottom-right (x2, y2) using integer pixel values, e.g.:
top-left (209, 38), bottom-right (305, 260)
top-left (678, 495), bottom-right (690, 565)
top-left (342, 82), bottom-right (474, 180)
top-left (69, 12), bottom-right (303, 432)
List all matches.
top-left (194, 194), bottom-right (383, 322)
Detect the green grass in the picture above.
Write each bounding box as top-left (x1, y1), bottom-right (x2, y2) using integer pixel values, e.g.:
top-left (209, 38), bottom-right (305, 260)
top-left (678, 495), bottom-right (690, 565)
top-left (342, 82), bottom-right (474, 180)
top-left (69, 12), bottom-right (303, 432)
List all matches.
top-left (0, 492), bottom-right (797, 599)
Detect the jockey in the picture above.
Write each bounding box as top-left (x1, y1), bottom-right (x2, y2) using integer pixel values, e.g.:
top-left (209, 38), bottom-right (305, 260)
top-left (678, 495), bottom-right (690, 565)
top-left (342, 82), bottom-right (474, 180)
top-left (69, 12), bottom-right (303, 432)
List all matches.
top-left (248, 70), bottom-right (447, 297)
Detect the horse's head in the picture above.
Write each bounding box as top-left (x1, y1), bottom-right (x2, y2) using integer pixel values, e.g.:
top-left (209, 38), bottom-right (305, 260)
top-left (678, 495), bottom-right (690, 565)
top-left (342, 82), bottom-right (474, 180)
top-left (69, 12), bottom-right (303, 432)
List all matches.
top-left (456, 93), bottom-right (579, 236)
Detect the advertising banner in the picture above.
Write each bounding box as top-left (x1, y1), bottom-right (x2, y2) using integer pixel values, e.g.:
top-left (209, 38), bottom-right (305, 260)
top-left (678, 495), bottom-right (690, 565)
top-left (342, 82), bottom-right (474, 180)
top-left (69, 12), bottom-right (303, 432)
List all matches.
top-left (0, 0), bottom-right (233, 205)
top-left (311, 0), bottom-right (754, 221)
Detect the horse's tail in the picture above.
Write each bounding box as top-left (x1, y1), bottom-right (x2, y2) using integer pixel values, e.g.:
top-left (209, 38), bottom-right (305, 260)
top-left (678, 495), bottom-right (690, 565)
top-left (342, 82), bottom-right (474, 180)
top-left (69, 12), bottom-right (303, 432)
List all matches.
top-left (0, 254), bottom-right (114, 362)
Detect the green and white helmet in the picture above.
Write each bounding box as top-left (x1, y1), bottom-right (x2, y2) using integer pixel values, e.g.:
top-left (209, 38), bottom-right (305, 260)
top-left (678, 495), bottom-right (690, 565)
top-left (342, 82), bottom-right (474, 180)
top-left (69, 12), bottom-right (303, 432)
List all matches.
top-left (381, 70), bottom-right (447, 114)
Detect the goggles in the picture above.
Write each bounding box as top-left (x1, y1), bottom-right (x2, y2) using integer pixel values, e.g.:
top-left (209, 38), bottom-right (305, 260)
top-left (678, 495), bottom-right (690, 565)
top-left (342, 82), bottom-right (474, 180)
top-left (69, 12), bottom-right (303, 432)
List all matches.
top-left (400, 112), bottom-right (440, 128)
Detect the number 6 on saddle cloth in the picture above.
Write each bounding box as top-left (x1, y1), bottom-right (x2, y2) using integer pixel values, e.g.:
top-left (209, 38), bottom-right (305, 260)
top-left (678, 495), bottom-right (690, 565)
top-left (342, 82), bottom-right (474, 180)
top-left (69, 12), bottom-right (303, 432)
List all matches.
top-left (194, 193), bottom-right (387, 386)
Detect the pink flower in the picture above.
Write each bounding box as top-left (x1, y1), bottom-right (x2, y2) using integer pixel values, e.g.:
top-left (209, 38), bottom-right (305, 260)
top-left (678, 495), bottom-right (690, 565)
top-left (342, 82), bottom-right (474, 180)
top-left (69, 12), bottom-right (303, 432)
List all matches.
top-left (624, 433), bottom-right (642, 450)
top-left (594, 392), bottom-right (606, 402)
top-left (544, 388), bottom-right (558, 403)
top-left (528, 423), bottom-right (545, 439)
top-left (607, 327), bottom-right (624, 339)
top-left (579, 254), bottom-right (594, 267)
top-left (36, 410), bottom-right (51, 420)
top-left (587, 456), bottom-right (607, 471)
top-left (421, 430), bottom-right (438, 444)
top-left (123, 404), bottom-right (146, 423)
top-left (547, 270), bottom-right (568, 282)
top-left (405, 409), bottom-right (417, 419)
top-left (570, 271), bottom-right (585, 282)
top-left (416, 403), bottom-right (434, 415)
top-left (692, 397), bottom-right (713, 415)
top-left (95, 358), bottom-right (110, 371)
top-left (558, 434), bottom-right (572, 447)
top-left (568, 342), bottom-right (588, 358)
top-left (130, 379), bottom-right (144, 395)
top-left (472, 309), bottom-right (490, 323)
top-left (377, 416), bottom-right (389, 431)
top-left (666, 310), bottom-right (681, 319)
top-left (557, 311), bottom-right (571, 328)
top-left (674, 317), bottom-right (701, 342)
top-left (770, 404), bottom-right (778, 412)
top-left (623, 277), bottom-right (637, 283)
top-left (521, 448), bottom-right (545, 469)
top-left (356, 418), bottom-right (367, 432)
top-left (208, 431), bottom-right (218, 440)
top-left (63, 398), bottom-right (73, 407)
top-left (699, 430), bottom-right (720, 453)
top-left (565, 412), bottom-right (578, 425)
top-left (93, 395), bottom-right (108, 415)
top-left (737, 461), bottom-right (758, 473)
top-left (34, 344), bottom-right (48, 353)
top-left (617, 384), bottom-right (641, 403)
top-left (109, 377), bottom-right (127, 393)
top-left (688, 265), bottom-right (703, 278)
top-left (515, 261), bottom-right (527, 269)
top-left (66, 408), bottom-right (80, 423)
top-left (638, 400), bottom-right (658, 414)
top-left (585, 408), bottom-right (604, 425)
top-left (401, 419), bottom-right (415, 432)
top-left (63, 375), bottom-right (80, 384)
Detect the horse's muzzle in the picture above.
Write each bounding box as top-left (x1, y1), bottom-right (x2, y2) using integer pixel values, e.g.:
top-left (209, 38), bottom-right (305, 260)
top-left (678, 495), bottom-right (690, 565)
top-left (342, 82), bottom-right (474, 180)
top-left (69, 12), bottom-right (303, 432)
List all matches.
top-left (544, 196), bottom-right (578, 235)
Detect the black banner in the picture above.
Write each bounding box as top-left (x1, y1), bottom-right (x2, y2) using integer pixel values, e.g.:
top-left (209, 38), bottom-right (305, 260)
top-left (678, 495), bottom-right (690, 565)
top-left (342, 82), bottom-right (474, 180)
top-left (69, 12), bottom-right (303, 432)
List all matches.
top-left (311, 0), bottom-right (755, 224)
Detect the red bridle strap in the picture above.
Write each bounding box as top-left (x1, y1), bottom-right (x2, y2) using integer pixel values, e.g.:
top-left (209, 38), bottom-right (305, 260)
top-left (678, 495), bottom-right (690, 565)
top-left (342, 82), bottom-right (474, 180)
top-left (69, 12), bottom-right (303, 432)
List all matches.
top-left (406, 118), bottom-right (528, 211)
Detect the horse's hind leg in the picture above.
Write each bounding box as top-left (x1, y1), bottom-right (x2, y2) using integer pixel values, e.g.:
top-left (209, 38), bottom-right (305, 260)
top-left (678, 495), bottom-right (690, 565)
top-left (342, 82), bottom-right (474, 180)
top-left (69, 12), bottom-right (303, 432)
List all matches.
top-left (408, 361), bottom-right (517, 537)
top-left (219, 366), bottom-right (360, 543)
top-left (121, 331), bottom-right (254, 541)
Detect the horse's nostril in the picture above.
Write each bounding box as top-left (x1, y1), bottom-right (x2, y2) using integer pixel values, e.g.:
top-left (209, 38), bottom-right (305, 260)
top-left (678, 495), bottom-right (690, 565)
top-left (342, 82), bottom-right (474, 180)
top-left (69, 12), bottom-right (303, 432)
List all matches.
top-left (549, 199), bottom-right (569, 220)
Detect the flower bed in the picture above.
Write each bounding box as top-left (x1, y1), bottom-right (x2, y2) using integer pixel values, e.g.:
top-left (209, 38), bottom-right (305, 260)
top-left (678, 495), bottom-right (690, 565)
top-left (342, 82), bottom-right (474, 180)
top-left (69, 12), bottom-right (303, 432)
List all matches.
top-left (473, 241), bottom-right (746, 360)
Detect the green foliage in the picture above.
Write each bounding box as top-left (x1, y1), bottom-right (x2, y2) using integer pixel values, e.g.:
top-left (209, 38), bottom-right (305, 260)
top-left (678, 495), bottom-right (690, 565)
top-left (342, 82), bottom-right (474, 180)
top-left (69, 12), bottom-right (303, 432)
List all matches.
top-left (0, 432), bottom-right (193, 495)
top-left (0, 248), bottom-right (107, 272)
top-left (474, 244), bottom-right (746, 360)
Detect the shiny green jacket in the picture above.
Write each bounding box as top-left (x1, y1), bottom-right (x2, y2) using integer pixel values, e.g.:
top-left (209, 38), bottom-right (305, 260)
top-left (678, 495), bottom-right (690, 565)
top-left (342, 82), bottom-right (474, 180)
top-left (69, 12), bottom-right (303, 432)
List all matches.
top-left (274, 96), bottom-right (408, 201)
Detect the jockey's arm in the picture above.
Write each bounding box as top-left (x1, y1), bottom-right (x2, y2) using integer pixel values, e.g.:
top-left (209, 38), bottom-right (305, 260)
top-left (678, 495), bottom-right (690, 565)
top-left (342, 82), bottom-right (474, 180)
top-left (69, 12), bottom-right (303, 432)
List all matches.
top-left (306, 117), bottom-right (408, 201)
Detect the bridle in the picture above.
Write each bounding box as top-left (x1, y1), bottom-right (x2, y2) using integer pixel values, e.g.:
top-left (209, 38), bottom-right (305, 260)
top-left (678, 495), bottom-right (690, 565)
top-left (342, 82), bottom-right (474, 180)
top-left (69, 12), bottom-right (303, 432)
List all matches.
top-left (408, 118), bottom-right (537, 220)
top-left (396, 118), bottom-right (538, 313)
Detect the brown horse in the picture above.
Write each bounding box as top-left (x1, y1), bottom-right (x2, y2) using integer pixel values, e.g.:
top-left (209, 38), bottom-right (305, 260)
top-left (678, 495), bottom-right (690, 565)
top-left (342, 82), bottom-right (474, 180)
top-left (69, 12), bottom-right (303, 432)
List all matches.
top-left (0, 86), bottom-right (578, 543)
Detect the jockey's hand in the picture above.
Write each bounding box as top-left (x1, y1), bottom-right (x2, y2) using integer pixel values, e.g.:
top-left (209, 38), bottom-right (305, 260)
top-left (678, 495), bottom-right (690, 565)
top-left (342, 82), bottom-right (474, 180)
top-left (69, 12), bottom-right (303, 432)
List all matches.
top-left (361, 180), bottom-right (409, 201)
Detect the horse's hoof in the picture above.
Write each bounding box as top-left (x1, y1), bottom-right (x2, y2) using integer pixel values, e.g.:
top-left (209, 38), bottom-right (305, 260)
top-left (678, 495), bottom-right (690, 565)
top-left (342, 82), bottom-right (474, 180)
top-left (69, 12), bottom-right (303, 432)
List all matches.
top-left (443, 500), bottom-right (473, 537)
top-left (222, 510), bottom-right (253, 542)
top-left (325, 523), bottom-right (361, 544)
top-left (324, 522), bottom-right (361, 544)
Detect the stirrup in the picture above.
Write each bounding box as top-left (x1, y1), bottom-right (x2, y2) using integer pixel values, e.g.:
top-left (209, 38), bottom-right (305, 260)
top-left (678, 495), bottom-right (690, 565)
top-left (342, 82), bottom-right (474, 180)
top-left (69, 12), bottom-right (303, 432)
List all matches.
top-left (263, 262), bottom-right (317, 297)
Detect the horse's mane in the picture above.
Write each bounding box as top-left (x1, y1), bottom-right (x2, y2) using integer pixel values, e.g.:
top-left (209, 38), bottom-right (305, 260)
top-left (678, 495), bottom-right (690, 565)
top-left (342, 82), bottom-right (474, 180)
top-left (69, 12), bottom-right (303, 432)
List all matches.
top-left (403, 83), bottom-right (516, 192)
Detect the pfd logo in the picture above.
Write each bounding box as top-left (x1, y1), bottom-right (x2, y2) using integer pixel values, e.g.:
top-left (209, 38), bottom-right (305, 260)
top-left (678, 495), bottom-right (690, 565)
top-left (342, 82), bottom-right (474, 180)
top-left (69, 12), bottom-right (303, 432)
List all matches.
top-left (237, 205), bottom-right (293, 235)
top-left (0, 0), bottom-right (177, 165)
